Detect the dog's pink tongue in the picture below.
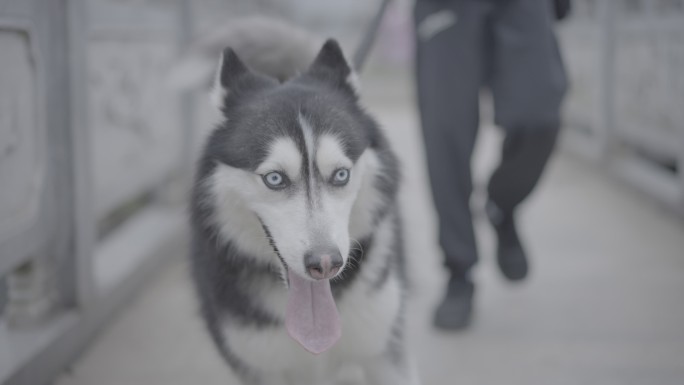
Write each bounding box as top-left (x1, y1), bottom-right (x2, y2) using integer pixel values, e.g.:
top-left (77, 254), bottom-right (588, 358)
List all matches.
top-left (286, 271), bottom-right (341, 355)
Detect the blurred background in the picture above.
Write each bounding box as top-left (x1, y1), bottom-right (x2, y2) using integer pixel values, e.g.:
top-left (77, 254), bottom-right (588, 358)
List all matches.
top-left (1, 0), bottom-right (683, 384)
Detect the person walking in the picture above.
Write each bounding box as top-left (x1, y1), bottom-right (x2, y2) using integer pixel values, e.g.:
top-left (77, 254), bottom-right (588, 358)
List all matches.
top-left (414, 0), bottom-right (568, 329)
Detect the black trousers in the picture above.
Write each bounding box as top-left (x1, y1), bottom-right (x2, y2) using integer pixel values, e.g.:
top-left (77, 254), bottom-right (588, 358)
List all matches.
top-left (414, 0), bottom-right (567, 274)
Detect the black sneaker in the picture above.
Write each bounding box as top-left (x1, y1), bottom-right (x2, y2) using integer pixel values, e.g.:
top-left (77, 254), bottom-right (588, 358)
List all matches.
top-left (433, 274), bottom-right (474, 330)
top-left (486, 200), bottom-right (528, 281)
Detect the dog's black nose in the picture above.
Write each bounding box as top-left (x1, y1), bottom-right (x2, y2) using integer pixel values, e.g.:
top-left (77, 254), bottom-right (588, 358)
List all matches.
top-left (304, 249), bottom-right (343, 280)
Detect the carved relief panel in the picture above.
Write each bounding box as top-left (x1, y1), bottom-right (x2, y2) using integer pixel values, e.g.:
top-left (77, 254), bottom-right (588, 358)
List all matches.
top-left (0, 29), bottom-right (45, 246)
top-left (87, 0), bottom-right (184, 218)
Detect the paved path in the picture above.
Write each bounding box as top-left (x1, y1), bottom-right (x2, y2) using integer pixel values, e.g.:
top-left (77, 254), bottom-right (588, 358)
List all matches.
top-left (55, 71), bottom-right (684, 385)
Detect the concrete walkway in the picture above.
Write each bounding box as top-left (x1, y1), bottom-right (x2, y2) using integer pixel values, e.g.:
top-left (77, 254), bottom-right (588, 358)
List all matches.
top-left (55, 71), bottom-right (684, 385)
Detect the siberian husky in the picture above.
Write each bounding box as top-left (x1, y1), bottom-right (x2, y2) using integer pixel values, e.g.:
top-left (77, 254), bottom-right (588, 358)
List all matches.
top-left (187, 18), bottom-right (420, 385)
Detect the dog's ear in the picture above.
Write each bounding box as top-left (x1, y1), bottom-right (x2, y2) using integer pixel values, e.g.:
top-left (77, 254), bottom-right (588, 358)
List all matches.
top-left (211, 48), bottom-right (274, 110)
top-left (307, 39), bottom-right (359, 97)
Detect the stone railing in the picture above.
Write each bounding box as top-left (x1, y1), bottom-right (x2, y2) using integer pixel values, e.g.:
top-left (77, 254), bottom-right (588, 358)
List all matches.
top-left (558, 0), bottom-right (684, 213)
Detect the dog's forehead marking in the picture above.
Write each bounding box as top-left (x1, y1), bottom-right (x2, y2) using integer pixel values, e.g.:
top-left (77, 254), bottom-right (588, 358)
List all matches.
top-left (316, 135), bottom-right (352, 177)
top-left (255, 137), bottom-right (302, 178)
top-left (297, 113), bottom-right (315, 173)
top-left (298, 113), bottom-right (317, 203)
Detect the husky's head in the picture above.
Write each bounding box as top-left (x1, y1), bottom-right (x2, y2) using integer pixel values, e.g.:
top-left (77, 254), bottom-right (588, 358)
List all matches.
top-left (203, 40), bottom-right (388, 287)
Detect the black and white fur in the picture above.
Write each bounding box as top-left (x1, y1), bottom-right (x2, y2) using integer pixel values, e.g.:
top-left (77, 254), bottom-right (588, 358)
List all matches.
top-left (188, 19), bottom-right (420, 385)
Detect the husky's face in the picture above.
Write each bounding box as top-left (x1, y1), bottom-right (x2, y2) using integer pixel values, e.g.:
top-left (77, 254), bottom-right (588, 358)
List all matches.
top-left (205, 40), bottom-right (379, 282)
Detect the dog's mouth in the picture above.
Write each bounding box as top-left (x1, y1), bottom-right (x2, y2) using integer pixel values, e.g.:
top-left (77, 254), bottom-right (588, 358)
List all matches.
top-left (258, 219), bottom-right (341, 355)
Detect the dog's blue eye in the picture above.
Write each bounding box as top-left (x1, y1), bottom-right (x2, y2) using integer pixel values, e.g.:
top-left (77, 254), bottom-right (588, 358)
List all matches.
top-left (331, 168), bottom-right (350, 186)
top-left (263, 171), bottom-right (288, 189)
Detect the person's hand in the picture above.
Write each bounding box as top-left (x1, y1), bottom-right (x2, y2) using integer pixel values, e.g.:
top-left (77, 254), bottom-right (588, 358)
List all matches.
top-left (554, 0), bottom-right (571, 21)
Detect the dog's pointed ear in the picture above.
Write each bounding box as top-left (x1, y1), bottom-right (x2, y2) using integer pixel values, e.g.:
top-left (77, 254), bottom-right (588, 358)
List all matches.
top-left (219, 48), bottom-right (249, 87)
top-left (211, 48), bottom-right (273, 110)
top-left (307, 39), bottom-right (359, 96)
